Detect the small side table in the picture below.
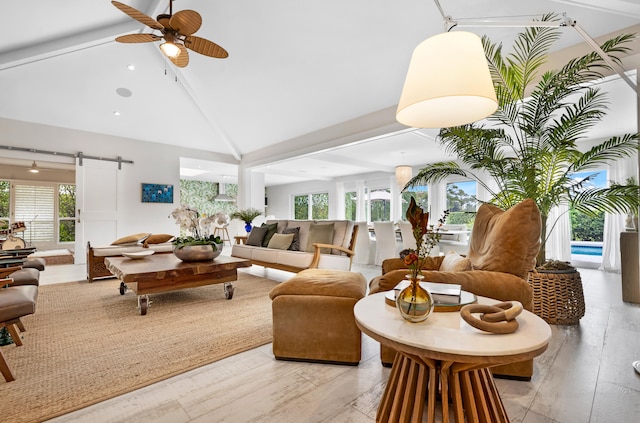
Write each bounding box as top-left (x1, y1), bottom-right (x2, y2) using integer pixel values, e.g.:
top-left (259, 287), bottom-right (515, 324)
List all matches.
top-left (355, 293), bottom-right (551, 423)
top-left (234, 235), bottom-right (248, 245)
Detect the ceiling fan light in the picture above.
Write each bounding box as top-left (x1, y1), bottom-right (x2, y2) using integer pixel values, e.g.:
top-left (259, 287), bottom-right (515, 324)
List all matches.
top-left (29, 161), bottom-right (40, 173)
top-left (396, 31), bottom-right (498, 129)
top-left (160, 41), bottom-right (181, 58)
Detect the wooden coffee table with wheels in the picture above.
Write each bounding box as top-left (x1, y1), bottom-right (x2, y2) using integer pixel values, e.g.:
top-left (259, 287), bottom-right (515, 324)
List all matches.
top-left (105, 254), bottom-right (251, 315)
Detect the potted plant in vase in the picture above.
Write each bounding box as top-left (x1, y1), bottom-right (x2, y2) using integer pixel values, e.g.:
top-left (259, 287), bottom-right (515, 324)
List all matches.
top-left (230, 208), bottom-right (263, 233)
top-left (406, 16), bottom-right (640, 324)
top-left (170, 205), bottom-right (223, 261)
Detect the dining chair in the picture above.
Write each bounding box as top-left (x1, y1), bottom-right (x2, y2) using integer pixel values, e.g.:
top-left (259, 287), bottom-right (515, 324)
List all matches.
top-left (397, 221), bottom-right (417, 250)
top-left (353, 221), bottom-right (373, 265)
top-left (373, 221), bottom-right (399, 266)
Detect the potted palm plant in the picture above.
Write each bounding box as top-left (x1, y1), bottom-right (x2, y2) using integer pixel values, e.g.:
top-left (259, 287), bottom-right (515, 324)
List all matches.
top-left (406, 17), bottom-right (640, 324)
top-left (230, 208), bottom-right (263, 233)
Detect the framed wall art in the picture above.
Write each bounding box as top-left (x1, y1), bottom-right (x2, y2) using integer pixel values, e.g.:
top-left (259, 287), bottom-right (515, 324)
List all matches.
top-left (141, 183), bottom-right (173, 203)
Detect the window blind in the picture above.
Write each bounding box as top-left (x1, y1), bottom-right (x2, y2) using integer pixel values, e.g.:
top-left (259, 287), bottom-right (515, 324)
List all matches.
top-left (13, 184), bottom-right (55, 243)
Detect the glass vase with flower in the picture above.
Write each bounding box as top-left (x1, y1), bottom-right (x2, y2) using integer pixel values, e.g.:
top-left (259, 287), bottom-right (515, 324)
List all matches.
top-left (396, 198), bottom-right (448, 322)
top-left (170, 205), bottom-right (223, 261)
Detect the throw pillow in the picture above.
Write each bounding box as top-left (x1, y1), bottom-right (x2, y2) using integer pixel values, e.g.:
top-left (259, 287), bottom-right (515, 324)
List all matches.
top-left (282, 227), bottom-right (300, 251)
top-left (439, 250), bottom-right (472, 272)
top-left (467, 198), bottom-right (541, 279)
top-left (267, 233), bottom-right (295, 250)
top-left (305, 222), bottom-right (335, 253)
top-left (246, 226), bottom-right (268, 246)
top-left (144, 234), bottom-right (175, 245)
top-left (111, 233), bottom-right (151, 246)
top-left (261, 222), bottom-right (278, 247)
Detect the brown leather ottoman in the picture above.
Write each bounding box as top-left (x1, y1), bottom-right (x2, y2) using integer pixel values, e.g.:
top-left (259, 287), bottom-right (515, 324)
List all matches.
top-left (269, 269), bottom-right (367, 365)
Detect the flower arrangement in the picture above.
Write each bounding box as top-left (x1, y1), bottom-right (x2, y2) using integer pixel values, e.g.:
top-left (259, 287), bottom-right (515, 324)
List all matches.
top-left (170, 205), bottom-right (223, 249)
top-left (401, 198), bottom-right (449, 281)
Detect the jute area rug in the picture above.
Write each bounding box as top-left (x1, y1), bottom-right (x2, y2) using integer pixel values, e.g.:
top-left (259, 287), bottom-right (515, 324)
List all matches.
top-left (0, 272), bottom-right (279, 423)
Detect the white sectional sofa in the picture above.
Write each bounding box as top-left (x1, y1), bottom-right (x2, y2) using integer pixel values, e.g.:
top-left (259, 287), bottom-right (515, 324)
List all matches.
top-left (231, 219), bottom-right (358, 273)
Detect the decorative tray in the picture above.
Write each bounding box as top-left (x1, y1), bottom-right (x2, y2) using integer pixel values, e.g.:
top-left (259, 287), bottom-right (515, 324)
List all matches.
top-left (122, 250), bottom-right (155, 260)
top-left (384, 281), bottom-right (477, 312)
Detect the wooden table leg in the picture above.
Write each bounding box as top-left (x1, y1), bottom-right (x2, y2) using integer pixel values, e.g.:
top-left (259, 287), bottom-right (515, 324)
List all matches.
top-left (377, 354), bottom-right (510, 423)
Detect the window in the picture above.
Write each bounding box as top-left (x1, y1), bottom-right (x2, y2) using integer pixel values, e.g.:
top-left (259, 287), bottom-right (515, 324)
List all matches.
top-left (14, 183), bottom-right (55, 244)
top-left (293, 193), bottom-right (329, 219)
top-left (401, 185), bottom-right (428, 220)
top-left (345, 191), bottom-right (356, 221)
top-left (58, 184), bottom-right (76, 243)
top-left (0, 180), bottom-right (8, 230)
top-left (370, 189), bottom-right (391, 222)
top-left (446, 181), bottom-right (477, 227)
top-left (570, 170), bottom-right (606, 253)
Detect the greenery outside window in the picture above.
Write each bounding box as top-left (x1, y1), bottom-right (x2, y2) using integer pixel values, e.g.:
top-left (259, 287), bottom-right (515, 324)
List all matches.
top-left (345, 191), bottom-right (356, 221)
top-left (294, 193), bottom-right (329, 219)
top-left (59, 184), bottom-right (76, 243)
top-left (0, 181), bottom-right (8, 230)
top-left (401, 185), bottom-right (428, 220)
top-left (370, 189), bottom-right (391, 222)
top-left (446, 181), bottom-right (477, 228)
top-left (569, 171), bottom-right (606, 243)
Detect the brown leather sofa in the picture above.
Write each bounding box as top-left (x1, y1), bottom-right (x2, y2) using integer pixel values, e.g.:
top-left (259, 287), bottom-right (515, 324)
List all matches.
top-left (369, 199), bottom-right (542, 380)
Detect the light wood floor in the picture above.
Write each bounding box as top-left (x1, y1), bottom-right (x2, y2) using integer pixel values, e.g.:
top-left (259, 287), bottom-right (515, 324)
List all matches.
top-left (39, 249), bottom-right (640, 423)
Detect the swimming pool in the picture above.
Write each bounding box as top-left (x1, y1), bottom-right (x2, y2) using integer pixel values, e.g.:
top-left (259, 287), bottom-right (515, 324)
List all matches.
top-left (571, 245), bottom-right (603, 256)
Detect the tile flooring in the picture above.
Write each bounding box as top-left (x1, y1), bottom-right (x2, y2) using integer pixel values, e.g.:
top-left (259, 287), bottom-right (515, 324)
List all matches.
top-left (38, 250), bottom-right (640, 423)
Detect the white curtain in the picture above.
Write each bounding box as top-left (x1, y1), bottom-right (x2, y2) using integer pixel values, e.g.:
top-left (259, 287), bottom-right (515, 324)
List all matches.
top-left (335, 182), bottom-right (345, 220)
top-left (600, 157), bottom-right (636, 272)
top-left (356, 180), bottom-right (366, 222)
top-left (390, 175), bottom-right (401, 223)
top-left (546, 204), bottom-right (572, 262)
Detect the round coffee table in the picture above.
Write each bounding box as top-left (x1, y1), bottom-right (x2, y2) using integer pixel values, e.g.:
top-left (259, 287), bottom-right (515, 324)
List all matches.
top-left (354, 292), bottom-right (552, 423)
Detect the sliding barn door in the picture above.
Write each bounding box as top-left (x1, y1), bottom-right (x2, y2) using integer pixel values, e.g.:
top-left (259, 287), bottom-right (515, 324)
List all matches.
top-left (74, 159), bottom-right (122, 264)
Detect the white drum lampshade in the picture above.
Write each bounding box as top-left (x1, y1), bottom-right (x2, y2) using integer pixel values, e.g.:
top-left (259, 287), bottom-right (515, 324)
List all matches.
top-left (396, 31), bottom-right (498, 129)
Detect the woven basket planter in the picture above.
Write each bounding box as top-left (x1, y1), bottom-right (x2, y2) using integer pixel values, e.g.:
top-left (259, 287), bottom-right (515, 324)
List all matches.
top-left (528, 268), bottom-right (585, 325)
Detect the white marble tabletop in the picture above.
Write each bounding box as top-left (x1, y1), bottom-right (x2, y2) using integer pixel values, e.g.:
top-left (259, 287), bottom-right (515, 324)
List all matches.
top-left (355, 292), bottom-right (552, 359)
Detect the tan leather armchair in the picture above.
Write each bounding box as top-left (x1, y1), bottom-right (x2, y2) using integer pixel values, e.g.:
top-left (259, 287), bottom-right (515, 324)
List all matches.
top-left (369, 199), bottom-right (542, 380)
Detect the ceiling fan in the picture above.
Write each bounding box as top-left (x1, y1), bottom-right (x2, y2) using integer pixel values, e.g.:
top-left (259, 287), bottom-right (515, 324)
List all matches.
top-left (111, 0), bottom-right (228, 67)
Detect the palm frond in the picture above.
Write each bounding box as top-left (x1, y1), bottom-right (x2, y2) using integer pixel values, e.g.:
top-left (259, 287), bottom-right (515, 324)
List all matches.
top-left (408, 162), bottom-right (469, 186)
top-left (570, 185), bottom-right (640, 216)
top-left (571, 134), bottom-right (640, 172)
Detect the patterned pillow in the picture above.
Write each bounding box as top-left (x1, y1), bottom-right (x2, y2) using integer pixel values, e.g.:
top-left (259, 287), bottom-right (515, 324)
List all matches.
top-left (282, 227), bottom-right (300, 251)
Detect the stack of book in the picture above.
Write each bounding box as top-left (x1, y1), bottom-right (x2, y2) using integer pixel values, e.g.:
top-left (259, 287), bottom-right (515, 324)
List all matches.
top-left (393, 281), bottom-right (462, 305)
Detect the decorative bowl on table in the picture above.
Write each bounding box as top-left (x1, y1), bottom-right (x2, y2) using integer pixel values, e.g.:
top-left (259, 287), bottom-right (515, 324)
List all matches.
top-left (122, 250), bottom-right (155, 260)
top-left (173, 243), bottom-right (223, 262)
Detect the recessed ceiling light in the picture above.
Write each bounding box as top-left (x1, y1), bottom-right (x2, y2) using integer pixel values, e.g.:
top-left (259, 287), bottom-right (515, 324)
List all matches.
top-left (127, 64), bottom-right (135, 70)
top-left (116, 87), bottom-right (132, 98)
top-left (113, 111), bottom-right (121, 116)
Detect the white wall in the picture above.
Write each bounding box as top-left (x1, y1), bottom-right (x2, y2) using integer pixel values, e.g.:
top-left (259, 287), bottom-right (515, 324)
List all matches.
top-left (0, 117), bottom-right (237, 242)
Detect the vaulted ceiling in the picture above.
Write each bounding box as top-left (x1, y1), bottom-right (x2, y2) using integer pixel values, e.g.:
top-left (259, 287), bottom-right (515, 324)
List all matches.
top-left (1, 0), bottom-right (639, 185)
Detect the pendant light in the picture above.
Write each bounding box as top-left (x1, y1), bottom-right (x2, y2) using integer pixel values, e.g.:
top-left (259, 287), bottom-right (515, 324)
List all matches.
top-left (396, 31), bottom-right (498, 128)
top-left (395, 153), bottom-right (412, 189)
top-left (29, 161), bottom-right (40, 173)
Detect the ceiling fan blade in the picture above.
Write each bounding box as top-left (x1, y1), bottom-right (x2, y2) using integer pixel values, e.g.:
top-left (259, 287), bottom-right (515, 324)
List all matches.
top-left (112, 1), bottom-right (164, 31)
top-left (164, 44), bottom-right (190, 68)
top-left (169, 10), bottom-right (202, 36)
top-left (115, 34), bottom-right (162, 43)
top-left (184, 36), bottom-right (229, 58)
